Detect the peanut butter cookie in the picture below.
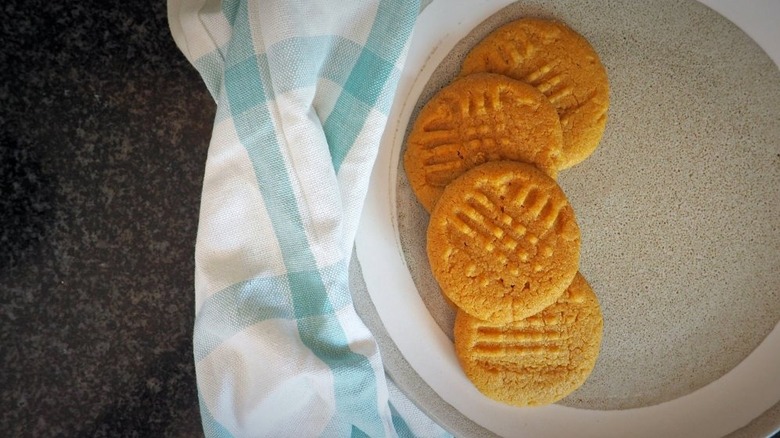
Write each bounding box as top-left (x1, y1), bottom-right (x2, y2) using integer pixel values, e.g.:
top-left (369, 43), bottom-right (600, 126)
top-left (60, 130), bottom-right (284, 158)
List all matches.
top-left (426, 161), bottom-right (580, 324)
top-left (404, 73), bottom-right (563, 211)
top-left (460, 18), bottom-right (609, 169)
top-left (454, 273), bottom-right (603, 406)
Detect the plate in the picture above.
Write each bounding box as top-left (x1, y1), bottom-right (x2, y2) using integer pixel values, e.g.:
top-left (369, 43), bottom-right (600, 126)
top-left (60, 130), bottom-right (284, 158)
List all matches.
top-left (355, 0), bottom-right (780, 436)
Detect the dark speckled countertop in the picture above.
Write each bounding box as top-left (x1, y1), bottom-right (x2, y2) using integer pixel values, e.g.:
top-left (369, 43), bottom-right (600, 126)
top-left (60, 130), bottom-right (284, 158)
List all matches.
top-left (1, 0), bottom-right (214, 436)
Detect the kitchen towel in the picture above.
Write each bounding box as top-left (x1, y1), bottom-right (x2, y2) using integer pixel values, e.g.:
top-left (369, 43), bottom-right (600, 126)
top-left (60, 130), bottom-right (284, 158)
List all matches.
top-left (167, 0), bottom-right (449, 436)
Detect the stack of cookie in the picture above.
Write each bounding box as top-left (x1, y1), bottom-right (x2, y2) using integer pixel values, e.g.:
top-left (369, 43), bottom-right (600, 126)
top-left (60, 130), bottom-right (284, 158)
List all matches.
top-left (403, 18), bottom-right (608, 406)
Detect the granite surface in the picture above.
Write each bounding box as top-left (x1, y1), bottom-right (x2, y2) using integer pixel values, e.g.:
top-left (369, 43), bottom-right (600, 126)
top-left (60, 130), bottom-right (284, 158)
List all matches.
top-left (1, 0), bottom-right (214, 436)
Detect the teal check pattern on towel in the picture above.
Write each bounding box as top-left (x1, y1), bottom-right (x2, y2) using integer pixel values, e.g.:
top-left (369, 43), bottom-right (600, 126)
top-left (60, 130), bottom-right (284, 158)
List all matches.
top-left (168, 0), bottom-right (450, 436)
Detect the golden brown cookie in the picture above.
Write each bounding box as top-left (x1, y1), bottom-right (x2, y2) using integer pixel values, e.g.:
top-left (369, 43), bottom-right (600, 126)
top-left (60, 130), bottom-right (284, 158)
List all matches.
top-left (426, 161), bottom-right (580, 324)
top-left (454, 273), bottom-right (603, 406)
top-left (460, 18), bottom-right (609, 169)
top-left (404, 73), bottom-right (564, 212)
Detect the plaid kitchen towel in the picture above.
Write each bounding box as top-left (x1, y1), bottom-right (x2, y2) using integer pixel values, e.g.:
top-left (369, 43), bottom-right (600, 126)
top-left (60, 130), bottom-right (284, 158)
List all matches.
top-left (167, 0), bottom-right (449, 436)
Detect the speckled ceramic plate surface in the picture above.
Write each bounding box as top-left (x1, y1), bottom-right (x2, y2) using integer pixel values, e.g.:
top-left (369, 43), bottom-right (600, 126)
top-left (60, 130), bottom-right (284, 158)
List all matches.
top-left (354, 0), bottom-right (780, 436)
